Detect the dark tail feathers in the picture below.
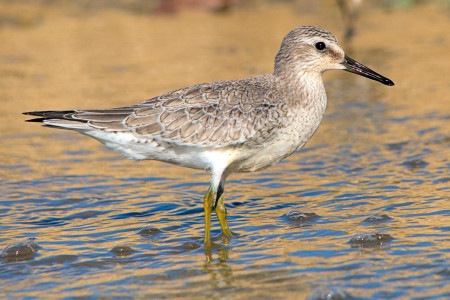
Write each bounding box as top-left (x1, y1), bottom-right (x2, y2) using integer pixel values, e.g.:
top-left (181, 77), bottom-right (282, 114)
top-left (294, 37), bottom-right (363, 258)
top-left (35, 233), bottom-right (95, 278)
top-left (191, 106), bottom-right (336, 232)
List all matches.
top-left (23, 110), bottom-right (77, 122)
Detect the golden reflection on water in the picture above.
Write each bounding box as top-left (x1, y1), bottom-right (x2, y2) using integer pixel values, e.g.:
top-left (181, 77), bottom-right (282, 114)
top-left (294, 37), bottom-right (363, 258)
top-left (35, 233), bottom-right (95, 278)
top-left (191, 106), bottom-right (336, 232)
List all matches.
top-left (0, 1), bottom-right (449, 299)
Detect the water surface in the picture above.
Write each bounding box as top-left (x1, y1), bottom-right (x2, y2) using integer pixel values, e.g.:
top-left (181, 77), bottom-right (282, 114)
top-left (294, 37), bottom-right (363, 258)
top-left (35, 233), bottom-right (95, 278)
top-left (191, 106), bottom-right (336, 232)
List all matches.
top-left (0, 1), bottom-right (449, 299)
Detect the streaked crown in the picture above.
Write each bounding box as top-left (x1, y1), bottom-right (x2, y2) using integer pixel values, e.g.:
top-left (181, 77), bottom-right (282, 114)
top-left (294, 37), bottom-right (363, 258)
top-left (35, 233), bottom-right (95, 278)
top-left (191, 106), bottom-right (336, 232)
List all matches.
top-left (274, 26), bottom-right (345, 76)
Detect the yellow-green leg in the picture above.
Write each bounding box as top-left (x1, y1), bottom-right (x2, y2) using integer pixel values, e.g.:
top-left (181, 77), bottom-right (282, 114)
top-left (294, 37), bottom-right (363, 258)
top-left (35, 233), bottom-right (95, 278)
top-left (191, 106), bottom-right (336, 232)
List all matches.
top-left (203, 186), bottom-right (214, 248)
top-left (215, 193), bottom-right (233, 238)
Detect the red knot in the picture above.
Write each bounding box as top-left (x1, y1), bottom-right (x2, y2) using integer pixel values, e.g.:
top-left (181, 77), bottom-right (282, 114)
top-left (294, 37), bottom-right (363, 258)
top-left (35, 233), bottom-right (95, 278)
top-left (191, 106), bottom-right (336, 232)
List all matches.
top-left (24, 26), bottom-right (394, 252)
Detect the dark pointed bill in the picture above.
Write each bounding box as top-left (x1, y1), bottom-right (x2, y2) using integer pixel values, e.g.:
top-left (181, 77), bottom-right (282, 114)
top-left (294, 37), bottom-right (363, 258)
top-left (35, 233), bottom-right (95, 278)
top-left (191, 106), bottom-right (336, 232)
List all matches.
top-left (342, 55), bottom-right (394, 86)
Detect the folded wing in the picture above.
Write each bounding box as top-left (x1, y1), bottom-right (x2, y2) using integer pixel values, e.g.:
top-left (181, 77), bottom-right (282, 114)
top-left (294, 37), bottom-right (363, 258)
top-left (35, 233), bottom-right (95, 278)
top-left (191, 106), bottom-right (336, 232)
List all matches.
top-left (24, 78), bottom-right (283, 147)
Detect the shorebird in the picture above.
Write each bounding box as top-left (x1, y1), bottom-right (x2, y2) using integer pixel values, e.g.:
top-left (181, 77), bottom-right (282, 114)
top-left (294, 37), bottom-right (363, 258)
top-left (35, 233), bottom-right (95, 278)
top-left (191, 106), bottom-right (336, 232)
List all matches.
top-left (24, 26), bottom-right (394, 249)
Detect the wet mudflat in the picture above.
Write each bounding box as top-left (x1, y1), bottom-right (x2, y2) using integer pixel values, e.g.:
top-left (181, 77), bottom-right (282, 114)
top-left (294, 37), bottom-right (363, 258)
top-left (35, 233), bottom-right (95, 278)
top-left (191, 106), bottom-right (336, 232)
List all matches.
top-left (0, 1), bottom-right (449, 299)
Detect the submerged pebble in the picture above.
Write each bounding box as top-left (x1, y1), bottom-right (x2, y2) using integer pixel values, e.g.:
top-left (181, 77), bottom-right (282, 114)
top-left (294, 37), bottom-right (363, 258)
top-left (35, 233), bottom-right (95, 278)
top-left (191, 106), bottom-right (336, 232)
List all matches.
top-left (138, 226), bottom-right (162, 236)
top-left (111, 245), bottom-right (136, 256)
top-left (385, 141), bottom-right (409, 151)
top-left (283, 206), bottom-right (319, 224)
top-left (307, 287), bottom-right (349, 300)
top-left (363, 212), bottom-right (393, 223)
top-left (402, 159), bottom-right (428, 169)
top-left (436, 267), bottom-right (450, 276)
top-left (181, 241), bottom-right (201, 250)
top-left (1, 239), bottom-right (40, 262)
top-left (349, 232), bottom-right (394, 248)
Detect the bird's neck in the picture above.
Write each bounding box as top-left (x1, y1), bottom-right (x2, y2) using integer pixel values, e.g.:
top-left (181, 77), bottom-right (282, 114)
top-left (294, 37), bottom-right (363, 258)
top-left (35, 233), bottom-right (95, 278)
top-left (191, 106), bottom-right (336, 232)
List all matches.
top-left (275, 70), bottom-right (327, 111)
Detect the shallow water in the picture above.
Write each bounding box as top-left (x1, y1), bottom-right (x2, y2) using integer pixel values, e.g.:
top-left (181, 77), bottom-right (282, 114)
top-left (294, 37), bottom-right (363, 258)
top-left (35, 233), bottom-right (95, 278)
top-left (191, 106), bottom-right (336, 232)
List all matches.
top-left (1, 1), bottom-right (449, 299)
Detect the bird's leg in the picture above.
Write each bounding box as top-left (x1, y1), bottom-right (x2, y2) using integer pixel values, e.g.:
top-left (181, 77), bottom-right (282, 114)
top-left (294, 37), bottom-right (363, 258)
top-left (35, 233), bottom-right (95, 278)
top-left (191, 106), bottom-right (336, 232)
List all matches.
top-left (203, 185), bottom-right (215, 248)
top-left (214, 184), bottom-right (233, 238)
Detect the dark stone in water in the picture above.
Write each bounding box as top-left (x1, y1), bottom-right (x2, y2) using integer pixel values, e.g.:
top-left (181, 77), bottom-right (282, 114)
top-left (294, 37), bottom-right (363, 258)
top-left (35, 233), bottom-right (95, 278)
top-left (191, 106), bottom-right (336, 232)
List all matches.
top-left (434, 177), bottom-right (450, 184)
top-left (284, 206), bottom-right (319, 224)
top-left (436, 267), bottom-right (450, 276)
top-left (349, 232), bottom-right (393, 248)
top-left (385, 141), bottom-right (408, 151)
top-left (1, 239), bottom-right (40, 262)
top-left (307, 287), bottom-right (349, 300)
top-left (181, 242), bottom-right (201, 250)
top-left (363, 212), bottom-right (393, 223)
top-left (138, 226), bottom-right (162, 236)
top-left (111, 245), bottom-right (135, 256)
top-left (402, 159), bottom-right (428, 169)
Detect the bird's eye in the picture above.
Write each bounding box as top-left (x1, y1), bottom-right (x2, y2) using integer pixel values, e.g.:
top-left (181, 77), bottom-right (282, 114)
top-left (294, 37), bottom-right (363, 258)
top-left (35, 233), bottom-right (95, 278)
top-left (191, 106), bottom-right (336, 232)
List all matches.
top-left (315, 42), bottom-right (326, 51)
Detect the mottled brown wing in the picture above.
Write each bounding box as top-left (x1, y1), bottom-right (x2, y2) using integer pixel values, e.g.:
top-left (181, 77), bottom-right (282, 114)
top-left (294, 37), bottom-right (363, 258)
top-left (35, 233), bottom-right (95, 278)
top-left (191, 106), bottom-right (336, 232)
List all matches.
top-left (126, 80), bottom-right (282, 146)
top-left (72, 79), bottom-right (283, 147)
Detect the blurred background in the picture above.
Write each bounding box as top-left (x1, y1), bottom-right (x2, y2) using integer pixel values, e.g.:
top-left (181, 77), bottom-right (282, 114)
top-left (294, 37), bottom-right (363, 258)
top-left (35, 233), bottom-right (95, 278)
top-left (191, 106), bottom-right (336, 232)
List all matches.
top-left (0, 0), bottom-right (449, 299)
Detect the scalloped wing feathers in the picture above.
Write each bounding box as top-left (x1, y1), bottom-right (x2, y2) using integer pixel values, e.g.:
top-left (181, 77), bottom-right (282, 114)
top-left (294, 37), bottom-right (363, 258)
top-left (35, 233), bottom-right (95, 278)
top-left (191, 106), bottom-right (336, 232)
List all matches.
top-left (66, 77), bottom-right (284, 147)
